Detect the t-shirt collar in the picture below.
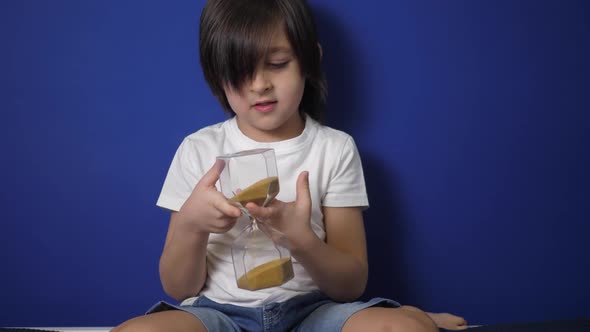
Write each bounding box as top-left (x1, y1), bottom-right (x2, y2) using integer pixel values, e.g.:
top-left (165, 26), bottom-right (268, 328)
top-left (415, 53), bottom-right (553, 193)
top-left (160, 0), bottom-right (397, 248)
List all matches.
top-left (227, 113), bottom-right (317, 155)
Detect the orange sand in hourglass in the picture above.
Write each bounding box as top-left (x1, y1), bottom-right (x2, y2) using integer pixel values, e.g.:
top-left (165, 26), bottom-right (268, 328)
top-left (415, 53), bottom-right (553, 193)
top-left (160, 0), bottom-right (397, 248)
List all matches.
top-left (237, 257), bottom-right (294, 290)
top-left (230, 176), bottom-right (294, 290)
top-left (230, 176), bottom-right (279, 206)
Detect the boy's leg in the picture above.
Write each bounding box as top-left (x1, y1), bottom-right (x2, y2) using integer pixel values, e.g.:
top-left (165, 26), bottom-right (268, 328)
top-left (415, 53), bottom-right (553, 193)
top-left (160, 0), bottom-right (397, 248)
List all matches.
top-left (111, 310), bottom-right (206, 332)
top-left (342, 305), bottom-right (438, 332)
top-left (426, 312), bottom-right (468, 330)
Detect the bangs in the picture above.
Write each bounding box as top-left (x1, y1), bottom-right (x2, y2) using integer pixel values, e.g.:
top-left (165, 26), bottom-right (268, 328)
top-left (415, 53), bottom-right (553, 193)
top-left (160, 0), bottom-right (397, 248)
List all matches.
top-left (200, 0), bottom-right (326, 120)
top-left (200, 1), bottom-right (283, 91)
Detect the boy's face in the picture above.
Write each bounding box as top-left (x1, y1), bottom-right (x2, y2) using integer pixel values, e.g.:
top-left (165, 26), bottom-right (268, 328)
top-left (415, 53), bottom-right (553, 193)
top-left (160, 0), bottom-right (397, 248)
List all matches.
top-left (224, 28), bottom-right (306, 142)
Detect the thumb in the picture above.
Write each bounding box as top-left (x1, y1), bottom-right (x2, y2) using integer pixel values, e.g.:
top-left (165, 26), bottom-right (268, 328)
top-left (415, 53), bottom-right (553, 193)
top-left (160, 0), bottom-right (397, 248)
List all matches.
top-left (196, 159), bottom-right (225, 189)
top-left (295, 171), bottom-right (311, 208)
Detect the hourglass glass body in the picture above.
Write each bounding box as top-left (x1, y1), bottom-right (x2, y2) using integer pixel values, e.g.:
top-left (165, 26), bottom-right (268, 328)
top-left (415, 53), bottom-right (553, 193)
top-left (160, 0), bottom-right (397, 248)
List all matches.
top-left (217, 148), bottom-right (294, 290)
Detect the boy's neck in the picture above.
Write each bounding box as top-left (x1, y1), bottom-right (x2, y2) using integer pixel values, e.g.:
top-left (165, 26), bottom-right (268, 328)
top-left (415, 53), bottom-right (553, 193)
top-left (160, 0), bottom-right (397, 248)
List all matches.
top-left (236, 113), bottom-right (306, 143)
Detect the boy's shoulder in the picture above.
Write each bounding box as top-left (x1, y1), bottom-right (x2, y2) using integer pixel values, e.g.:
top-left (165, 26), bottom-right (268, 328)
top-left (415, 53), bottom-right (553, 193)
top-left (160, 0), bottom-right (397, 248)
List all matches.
top-left (313, 120), bottom-right (355, 144)
top-left (183, 119), bottom-right (230, 143)
top-left (173, 119), bottom-right (233, 158)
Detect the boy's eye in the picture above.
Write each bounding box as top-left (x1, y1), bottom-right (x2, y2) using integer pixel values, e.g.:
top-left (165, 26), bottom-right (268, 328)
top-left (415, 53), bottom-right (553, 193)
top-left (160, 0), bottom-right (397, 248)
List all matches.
top-left (268, 61), bottom-right (290, 69)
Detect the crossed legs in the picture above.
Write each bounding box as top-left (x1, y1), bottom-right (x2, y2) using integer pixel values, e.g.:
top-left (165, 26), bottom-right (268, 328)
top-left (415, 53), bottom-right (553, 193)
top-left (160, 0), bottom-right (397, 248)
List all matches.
top-left (112, 304), bottom-right (467, 332)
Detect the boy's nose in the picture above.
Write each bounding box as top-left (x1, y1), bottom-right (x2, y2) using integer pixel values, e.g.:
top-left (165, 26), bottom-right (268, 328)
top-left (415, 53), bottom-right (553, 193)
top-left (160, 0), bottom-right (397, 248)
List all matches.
top-left (250, 70), bottom-right (272, 94)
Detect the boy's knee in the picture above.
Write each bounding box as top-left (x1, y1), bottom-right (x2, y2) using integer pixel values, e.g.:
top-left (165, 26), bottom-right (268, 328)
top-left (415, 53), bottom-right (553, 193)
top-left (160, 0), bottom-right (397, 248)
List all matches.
top-left (111, 320), bottom-right (156, 332)
top-left (407, 315), bottom-right (438, 332)
top-left (384, 316), bottom-right (436, 332)
top-left (345, 306), bottom-right (438, 332)
top-left (398, 307), bottom-right (438, 332)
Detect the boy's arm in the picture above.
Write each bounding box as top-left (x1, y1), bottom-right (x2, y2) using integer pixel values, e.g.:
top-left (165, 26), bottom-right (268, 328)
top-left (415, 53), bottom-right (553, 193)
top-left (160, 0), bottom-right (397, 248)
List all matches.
top-left (159, 211), bottom-right (209, 301)
top-left (290, 206), bottom-right (369, 302)
top-left (158, 160), bottom-right (241, 301)
top-left (247, 172), bottom-right (369, 302)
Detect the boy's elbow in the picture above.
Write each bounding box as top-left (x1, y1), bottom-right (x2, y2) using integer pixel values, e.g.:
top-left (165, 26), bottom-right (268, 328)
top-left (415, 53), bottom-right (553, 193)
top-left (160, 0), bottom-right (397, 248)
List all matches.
top-left (350, 262), bottom-right (369, 300)
top-left (352, 275), bottom-right (368, 300)
top-left (165, 289), bottom-right (184, 302)
top-left (335, 265), bottom-right (368, 302)
top-left (332, 283), bottom-right (366, 302)
top-left (162, 282), bottom-right (200, 302)
top-left (355, 261), bottom-right (368, 296)
top-left (159, 268), bottom-right (203, 302)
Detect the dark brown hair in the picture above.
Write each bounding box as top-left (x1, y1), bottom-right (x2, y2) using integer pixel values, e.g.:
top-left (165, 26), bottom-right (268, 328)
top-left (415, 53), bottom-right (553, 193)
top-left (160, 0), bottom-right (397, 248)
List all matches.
top-left (199, 0), bottom-right (327, 122)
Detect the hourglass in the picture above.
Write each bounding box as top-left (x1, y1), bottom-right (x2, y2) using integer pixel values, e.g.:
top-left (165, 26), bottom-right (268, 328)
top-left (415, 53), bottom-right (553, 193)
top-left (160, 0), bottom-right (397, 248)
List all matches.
top-left (217, 148), bottom-right (294, 290)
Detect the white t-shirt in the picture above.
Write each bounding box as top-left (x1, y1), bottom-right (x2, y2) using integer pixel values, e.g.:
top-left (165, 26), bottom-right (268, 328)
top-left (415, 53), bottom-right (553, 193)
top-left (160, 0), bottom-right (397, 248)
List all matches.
top-left (157, 114), bottom-right (368, 307)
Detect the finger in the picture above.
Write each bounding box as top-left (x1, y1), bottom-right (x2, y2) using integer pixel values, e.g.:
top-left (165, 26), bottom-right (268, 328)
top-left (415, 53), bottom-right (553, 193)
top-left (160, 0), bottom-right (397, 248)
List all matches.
top-left (245, 202), bottom-right (273, 221)
top-left (196, 159), bottom-right (225, 189)
top-left (217, 217), bottom-right (238, 233)
top-left (211, 194), bottom-right (242, 218)
top-left (296, 171), bottom-right (311, 208)
top-left (210, 217), bottom-right (238, 234)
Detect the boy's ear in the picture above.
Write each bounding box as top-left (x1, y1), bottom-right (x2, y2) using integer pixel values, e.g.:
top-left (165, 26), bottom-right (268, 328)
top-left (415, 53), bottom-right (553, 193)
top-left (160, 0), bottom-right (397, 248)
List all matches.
top-left (317, 43), bottom-right (323, 61)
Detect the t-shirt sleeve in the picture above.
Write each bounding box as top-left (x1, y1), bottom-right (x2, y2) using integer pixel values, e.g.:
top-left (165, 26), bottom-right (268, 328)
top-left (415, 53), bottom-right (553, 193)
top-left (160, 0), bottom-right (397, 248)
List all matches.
top-left (322, 136), bottom-right (369, 209)
top-left (156, 138), bottom-right (203, 212)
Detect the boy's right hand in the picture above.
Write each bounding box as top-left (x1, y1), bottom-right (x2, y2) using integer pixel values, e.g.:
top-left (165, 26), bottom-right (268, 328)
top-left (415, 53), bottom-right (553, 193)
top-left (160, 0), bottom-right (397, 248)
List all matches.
top-left (178, 159), bottom-right (242, 234)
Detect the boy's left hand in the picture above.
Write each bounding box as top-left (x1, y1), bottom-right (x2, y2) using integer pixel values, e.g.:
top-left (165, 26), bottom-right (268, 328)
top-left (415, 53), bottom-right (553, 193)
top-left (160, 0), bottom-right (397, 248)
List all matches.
top-left (244, 171), bottom-right (314, 249)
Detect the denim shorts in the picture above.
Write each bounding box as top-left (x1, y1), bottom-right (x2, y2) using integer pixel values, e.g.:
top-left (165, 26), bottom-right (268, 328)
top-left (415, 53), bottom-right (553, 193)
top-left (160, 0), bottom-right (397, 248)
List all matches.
top-left (146, 291), bottom-right (400, 332)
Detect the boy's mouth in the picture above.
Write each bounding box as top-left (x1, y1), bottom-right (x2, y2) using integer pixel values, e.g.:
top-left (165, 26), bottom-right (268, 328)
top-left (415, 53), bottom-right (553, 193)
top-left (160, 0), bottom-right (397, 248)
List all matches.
top-left (253, 100), bottom-right (277, 113)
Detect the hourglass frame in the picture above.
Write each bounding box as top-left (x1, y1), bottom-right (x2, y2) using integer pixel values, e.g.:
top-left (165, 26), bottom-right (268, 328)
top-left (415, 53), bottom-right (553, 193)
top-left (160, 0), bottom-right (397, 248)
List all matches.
top-left (216, 148), bottom-right (294, 290)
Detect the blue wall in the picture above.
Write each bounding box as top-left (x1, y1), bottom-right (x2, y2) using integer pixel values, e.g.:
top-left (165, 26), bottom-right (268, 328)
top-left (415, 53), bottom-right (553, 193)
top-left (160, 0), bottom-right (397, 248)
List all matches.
top-left (1, 0), bottom-right (589, 327)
